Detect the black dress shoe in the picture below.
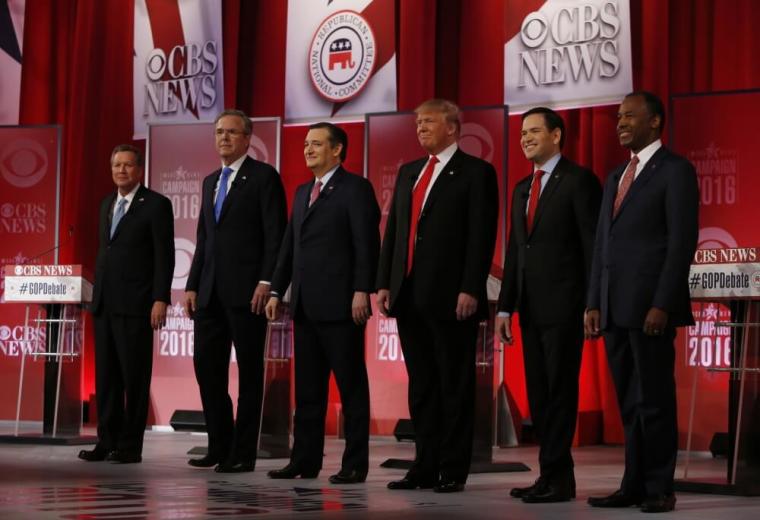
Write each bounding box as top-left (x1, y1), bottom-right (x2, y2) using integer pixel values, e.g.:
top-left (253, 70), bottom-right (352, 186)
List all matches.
top-left (640, 493), bottom-right (676, 513)
top-left (588, 489), bottom-right (642, 508)
top-left (387, 476), bottom-right (437, 490)
top-left (328, 469), bottom-right (367, 484)
top-left (522, 483), bottom-right (573, 503)
top-left (78, 448), bottom-right (110, 462)
top-left (188, 454), bottom-right (222, 468)
top-left (510, 477), bottom-right (546, 498)
top-left (106, 450), bottom-right (142, 464)
top-left (215, 460), bottom-right (254, 473)
top-left (267, 463), bottom-right (319, 479)
top-left (433, 479), bottom-right (465, 493)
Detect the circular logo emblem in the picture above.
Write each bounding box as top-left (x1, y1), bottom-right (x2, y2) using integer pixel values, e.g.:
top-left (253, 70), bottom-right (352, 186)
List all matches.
top-left (14, 265), bottom-right (23, 275)
top-left (172, 238), bottom-right (196, 290)
top-left (0, 326), bottom-right (10, 341)
top-left (248, 135), bottom-right (270, 164)
top-left (1, 203), bottom-right (14, 218)
top-left (752, 271), bottom-right (760, 288)
top-left (459, 123), bottom-right (495, 163)
top-left (0, 139), bottom-right (49, 188)
top-left (308, 10), bottom-right (376, 103)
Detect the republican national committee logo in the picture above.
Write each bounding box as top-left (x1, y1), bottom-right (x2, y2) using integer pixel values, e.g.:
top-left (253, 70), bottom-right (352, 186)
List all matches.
top-left (308, 10), bottom-right (376, 103)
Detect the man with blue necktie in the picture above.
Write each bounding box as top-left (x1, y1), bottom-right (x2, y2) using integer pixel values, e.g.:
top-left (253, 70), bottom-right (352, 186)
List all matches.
top-left (184, 109), bottom-right (287, 473)
top-left (81, 144), bottom-right (174, 464)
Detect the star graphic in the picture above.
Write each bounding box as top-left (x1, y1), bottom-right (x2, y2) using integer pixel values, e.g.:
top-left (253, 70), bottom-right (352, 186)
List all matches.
top-left (175, 166), bottom-right (188, 180)
top-left (171, 301), bottom-right (185, 317)
top-left (704, 304), bottom-right (718, 320)
top-left (12, 251), bottom-right (26, 264)
top-left (705, 142), bottom-right (719, 159)
top-left (0, 0), bottom-right (22, 64)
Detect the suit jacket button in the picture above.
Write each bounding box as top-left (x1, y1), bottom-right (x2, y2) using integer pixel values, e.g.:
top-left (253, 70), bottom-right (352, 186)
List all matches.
top-left (526, 244), bottom-right (531, 249)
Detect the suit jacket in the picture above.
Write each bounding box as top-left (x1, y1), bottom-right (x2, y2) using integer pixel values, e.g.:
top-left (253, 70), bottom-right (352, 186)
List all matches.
top-left (186, 156), bottom-right (287, 309)
top-left (498, 156), bottom-right (601, 325)
top-left (377, 148), bottom-right (499, 320)
top-left (271, 167), bottom-right (380, 322)
top-left (587, 146), bottom-right (699, 329)
top-left (92, 185), bottom-right (174, 316)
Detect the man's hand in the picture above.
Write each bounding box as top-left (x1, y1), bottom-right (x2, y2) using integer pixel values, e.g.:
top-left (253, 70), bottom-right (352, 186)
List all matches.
top-left (455, 292), bottom-right (478, 321)
top-left (151, 301), bottom-right (168, 330)
top-left (265, 296), bottom-right (280, 321)
top-left (584, 309), bottom-right (601, 338)
top-left (495, 314), bottom-right (513, 344)
top-left (250, 283), bottom-right (270, 314)
top-left (377, 289), bottom-right (391, 317)
top-left (352, 291), bottom-right (371, 325)
top-left (643, 307), bottom-right (668, 336)
top-left (183, 291), bottom-right (197, 318)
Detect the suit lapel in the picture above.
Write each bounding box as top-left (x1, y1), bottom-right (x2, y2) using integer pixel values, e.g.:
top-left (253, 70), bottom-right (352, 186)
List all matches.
top-left (110, 186), bottom-right (147, 241)
top-left (302, 167), bottom-right (343, 224)
top-left (420, 149), bottom-right (462, 215)
top-left (530, 158), bottom-right (567, 236)
top-left (613, 147), bottom-right (667, 221)
top-left (218, 158), bottom-right (251, 224)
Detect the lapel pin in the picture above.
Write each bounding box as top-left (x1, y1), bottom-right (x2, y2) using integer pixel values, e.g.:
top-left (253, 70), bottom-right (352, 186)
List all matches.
top-left (448, 170), bottom-right (454, 175)
top-left (138, 198), bottom-right (144, 202)
top-left (242, 176), bottom-right (247, 180)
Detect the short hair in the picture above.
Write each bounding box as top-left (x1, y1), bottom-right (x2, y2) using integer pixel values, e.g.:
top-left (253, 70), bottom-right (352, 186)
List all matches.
top-left (414, 98), bottom-right (461, 135)
top-left (214, 109), bottom-right (252, 135)
top-left (625, 91), bottom-right (666, 133)
top-left (309, 122), bottom-right (348, 162)
top-left (110, 144), bottom-right (144, 167)
top-left (522, 107), bottom-right (566, 149)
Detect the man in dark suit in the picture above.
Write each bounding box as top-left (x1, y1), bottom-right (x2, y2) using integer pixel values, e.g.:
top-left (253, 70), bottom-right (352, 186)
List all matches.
top-left (265, 122), bottom-right (380, 484)
top-left (184, 109), bottom-right (287, 473)
top-left (585, 92), bottom-right (699, 513)
top-left (80, 144), bottom-right (174, 464)
top-left (496, 107), bottom-right (601, 503)
top-left (376, 99), bottom-right (498, 493)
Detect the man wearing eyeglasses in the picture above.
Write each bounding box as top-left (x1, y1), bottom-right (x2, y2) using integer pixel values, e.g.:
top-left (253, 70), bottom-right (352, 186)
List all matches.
top-left (184, 109), bottom-right (287, 473)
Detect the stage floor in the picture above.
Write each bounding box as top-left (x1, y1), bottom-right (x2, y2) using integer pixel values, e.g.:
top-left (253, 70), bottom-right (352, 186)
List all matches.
top-left (0, 428), bottom-right (757, 519)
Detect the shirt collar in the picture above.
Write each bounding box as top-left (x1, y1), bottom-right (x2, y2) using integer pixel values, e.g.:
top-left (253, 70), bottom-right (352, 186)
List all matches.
top-left (315, 164), bottom-right (340, 186)
top-left (430, 141), bottom-right (458, 166)
top-left (632, 139), bottom-right (662, 167)
top-left (534, 153), bottom-right (561, 175)
top-left (222, 154), bottom-right (248, 173)
top-left (117, 183), bottom-right (140, 203)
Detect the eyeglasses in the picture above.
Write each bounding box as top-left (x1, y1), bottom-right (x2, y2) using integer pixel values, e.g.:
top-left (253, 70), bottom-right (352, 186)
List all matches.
top-left (215, 129), bottom-right (246, 137)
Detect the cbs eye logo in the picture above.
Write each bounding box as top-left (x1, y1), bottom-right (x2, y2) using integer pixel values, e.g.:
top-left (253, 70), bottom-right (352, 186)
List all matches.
top-left (248, 134), bottom-right (270, 164)
top-left (459, 123), bottom-right (495, 163)
top-left (0, 139), bottom-right (49, 188)
top-left (172, 238), bottom-right (196, 290)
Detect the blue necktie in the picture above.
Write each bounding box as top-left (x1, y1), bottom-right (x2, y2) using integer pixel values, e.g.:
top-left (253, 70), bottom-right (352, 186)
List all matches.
top-left (214, 167), bottom-right (233, 222)
top-left (110, 198), bottom-right (127, 238)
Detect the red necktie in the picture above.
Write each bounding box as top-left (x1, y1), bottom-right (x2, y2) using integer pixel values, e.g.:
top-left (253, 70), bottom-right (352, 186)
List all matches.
top-left (526, 170), bottom-right (544, 234)
top-left (309, 180), bottom-right (322, 207)
top-left (613, 155), bottom-right (639, 217)
top-left (407, 156), bottom-right (439, 275)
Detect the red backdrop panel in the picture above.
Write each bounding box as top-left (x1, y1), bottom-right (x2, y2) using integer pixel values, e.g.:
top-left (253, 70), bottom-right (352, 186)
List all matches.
top-left (670, 90), bottom-right (760, 450)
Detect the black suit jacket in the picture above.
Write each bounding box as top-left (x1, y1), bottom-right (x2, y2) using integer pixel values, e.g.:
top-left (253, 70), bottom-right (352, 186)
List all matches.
top-left (186, 156), bottom-right (287, 308)
top-left (587, 146), bottom-right (699, 329)
top-left (377, 148), bottom-right (499, 320)
top-left (92, 185), bottom-right (175, 316)
top-left (498, 156), bottom-right (601, 325)
top-left (271, 167), bottom-right (380, 322)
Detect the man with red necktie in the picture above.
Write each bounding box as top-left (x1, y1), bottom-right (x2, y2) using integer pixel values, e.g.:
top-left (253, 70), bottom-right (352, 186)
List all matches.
top-left (585, 92), bottom-right (699, 513)
top-left (496, 107), bottom-right (601, 503)
top-left (377, 98), bottom-right (498, 493)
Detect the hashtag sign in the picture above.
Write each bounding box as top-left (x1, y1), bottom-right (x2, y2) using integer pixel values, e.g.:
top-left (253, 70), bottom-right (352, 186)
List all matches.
top-left (689, 273), bottom-right (701, 290)
top-left (19, 283), bottom-right (27, 294)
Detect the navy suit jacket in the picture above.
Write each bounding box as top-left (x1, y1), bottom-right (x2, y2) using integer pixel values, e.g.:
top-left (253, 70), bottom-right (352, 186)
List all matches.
top-left (499, 156), bottom-right (601, 325)
top-left (587, 146), bottom-right (699, 329)
top-left (92, 185), bottom-right (175, 316)
top-left (377, 148), bottom-right (499, 320)
top-left (186, 156), bottom-right (287, 309)
top-left (271, 167), bottom-right (380, 322)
